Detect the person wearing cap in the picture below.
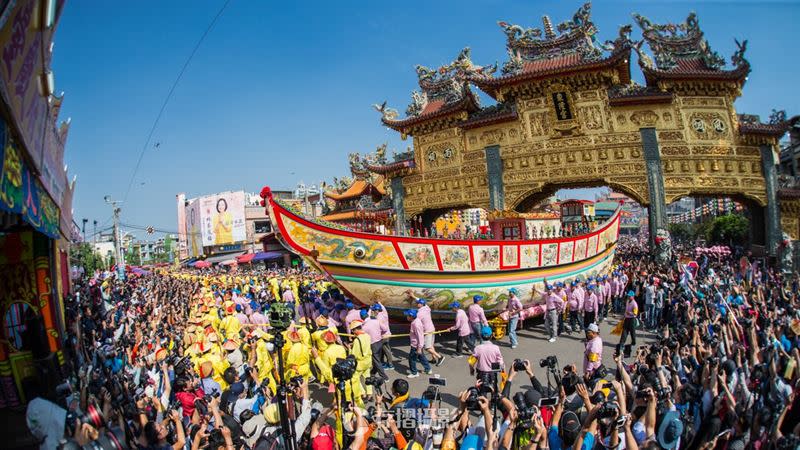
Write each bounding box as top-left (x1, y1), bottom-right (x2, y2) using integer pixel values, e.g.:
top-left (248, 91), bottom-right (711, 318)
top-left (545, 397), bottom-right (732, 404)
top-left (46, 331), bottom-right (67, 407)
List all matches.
top-left (467, 295), bottom-right (488, 349)
top-left (344, 301), bottom-right (361, 331)
top-left (657, 410), bottom-right (684, 450)
top-left (616, 290), bottom-right (638, 358)
top-left (534, 281), bottom-right (564, 343)
top-left (415, 298), bottom-right (444, 366)
top-left (361, 307), bottom-right (389, 381)
top-left (505, 288), bottom-right (524, 349)
top-left (311, 315), bottom-right (338, 354)
top-left (583, 323), bottom-right (603, 376)
top-left (470, 325), bottom-right (503, 381)
top-left (373, 302), bottom-right (395, 370)
top-left (405, 309), bottom-right (432, 378)
top-left (583, 284), bottom-right (599, 329)
top-left (568, 280), bottom-right (585, 333)
top-left (446, 302), bottom-right (471, 356)
top-left (601, 275), bottom-right (612, 321)
top-left (348, 319), bottom-right (374, 394)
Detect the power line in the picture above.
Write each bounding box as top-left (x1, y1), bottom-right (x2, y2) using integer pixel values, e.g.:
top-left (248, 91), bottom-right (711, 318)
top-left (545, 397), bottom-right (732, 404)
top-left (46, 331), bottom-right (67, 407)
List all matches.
top-left (121, 0), bottom-right (232, 203)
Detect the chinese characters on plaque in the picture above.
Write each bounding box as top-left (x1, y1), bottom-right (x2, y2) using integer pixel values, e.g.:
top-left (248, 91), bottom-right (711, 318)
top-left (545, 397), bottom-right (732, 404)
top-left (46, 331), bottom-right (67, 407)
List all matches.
top-left (551, 92), bottom-right (573, 121)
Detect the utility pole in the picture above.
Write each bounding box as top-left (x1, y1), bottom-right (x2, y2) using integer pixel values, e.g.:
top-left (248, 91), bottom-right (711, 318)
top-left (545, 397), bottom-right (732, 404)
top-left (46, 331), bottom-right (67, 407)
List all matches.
top-left (81, 218), bottom-right (88, 242)
top-left (104, 196), bottom-right (125, 280)
top-left (93, 220), bottom-right (98, 244)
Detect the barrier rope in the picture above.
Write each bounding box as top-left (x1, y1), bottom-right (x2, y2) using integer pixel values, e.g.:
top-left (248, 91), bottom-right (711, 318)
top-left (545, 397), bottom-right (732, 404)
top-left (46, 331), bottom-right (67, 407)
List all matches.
top-left (237, 322), bottom-right (451, 339)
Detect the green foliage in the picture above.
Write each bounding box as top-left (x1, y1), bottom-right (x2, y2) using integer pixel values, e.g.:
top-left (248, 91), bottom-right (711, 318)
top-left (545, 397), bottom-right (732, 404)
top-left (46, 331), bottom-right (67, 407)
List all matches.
top-left (707, 214), bottom-right (749, 245)
top-left (70, 243), bottom-right (106, 275)
top-left (668, 223), bottom-right (693, 243)
top-left (126, 245), bottom-right (141, 266)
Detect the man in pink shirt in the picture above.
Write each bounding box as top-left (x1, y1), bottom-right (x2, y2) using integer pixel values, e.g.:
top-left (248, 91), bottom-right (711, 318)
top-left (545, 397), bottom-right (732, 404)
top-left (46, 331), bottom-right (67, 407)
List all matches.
top-left (405, 309), bottom-right (431, 377)
top-left (505, 288), bottom-right (524, 349)
top-left (344, 301), bottom-right (362, 331)
top-left (616, 290), bottom-right (638, 358)
top-left (447, 302), bottom-right (472, 356)
top-left (583, 323), bottom-right (603, 376)
top-left (234, 304), bottom-right (250, 326)
top-left (362, 309), bottom-right (389, 381)
top-left (583, 284), bottom-right (599, 328)
top-left (471, 325), bottom-right (504, 380)
top-left (248, 304), bottom-right (268, 329)
top-left (467, 295), bottom-right (488, 349)
top-left (567, 280), bottom-right (582, 333)
top-left (535, 283), bottom-right (564, 343)
top-left (416, 299), bottom-right (444, 366)
top-left (372, 303), bottom-right (394, 370)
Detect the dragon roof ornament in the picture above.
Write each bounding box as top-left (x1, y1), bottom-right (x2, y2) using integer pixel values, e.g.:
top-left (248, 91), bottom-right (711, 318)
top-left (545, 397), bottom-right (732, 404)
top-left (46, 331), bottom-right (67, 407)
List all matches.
top-left (632, 11), bottom-right (726, 70)
top-left (405, 47), bottom-right (495, 117)
top-left (348, 143), bottom-right (389, 179)
top-left (497, 2), bottom-right (608, 75)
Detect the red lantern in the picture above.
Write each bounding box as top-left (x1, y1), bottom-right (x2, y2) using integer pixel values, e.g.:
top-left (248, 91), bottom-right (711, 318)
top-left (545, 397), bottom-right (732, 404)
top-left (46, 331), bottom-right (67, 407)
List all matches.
top-left (259, 186), bottom-right (272, 198)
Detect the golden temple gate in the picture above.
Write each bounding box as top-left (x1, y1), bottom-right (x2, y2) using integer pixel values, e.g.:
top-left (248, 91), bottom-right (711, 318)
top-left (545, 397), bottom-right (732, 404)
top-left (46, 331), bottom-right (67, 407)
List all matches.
top-left (369, 3), bottom-right (790, 256)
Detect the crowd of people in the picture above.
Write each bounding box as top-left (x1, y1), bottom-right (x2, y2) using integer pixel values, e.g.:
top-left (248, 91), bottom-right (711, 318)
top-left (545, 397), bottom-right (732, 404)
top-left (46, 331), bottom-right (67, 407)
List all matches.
top-left (24, 245), bottom-right (800, 450)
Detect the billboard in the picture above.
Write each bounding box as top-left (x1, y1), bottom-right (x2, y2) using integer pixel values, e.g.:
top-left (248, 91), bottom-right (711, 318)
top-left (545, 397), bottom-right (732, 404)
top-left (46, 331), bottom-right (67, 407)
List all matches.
top-left (199, 191), bottom-right (246, 247)
top-left (185, 199), bottom-right (202, 258)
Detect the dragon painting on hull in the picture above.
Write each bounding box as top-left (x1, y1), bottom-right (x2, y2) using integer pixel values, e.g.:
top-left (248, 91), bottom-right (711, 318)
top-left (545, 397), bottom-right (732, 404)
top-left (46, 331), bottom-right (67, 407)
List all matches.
top-left (261, 187), bottom-right (621, 317)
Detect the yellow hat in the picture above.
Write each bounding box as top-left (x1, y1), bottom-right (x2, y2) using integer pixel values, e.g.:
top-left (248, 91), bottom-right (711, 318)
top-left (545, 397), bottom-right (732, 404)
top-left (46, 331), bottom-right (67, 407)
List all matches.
top-left (194, 341), bottom-right (211, 354)
top-left (287, 330), bottom-right (301, 342)
top-left (315, 316), bottom-right (329, 327)
top-left (298, 317), bottom-right (310, 325)
top-left (348, 320), bottom-right (364, 331)
top-left (263, 404), bottom-right (280, 424)
top-left (222, 339), bottom-right (238, 351)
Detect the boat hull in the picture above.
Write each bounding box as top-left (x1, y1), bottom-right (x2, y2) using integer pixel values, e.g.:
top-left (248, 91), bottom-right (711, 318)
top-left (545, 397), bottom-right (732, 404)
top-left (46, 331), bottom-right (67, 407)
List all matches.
top-left (262, 187), bottom-right (620, 316)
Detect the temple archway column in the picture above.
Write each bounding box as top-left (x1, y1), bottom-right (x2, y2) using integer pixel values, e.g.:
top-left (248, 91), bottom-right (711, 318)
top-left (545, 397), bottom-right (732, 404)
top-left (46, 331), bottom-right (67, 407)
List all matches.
top-left (391, 177), bottom-right (407, 235)
top-left (640, 127), bottom-right (667, 251)
top-left (760, 144), bottom-right (781, 257)
top-left (485, 145), bottom-right (505, 210)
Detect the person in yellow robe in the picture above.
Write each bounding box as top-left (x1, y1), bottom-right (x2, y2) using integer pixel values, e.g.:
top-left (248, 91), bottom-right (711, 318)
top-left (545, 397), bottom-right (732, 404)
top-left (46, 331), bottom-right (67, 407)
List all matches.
top-left (295, 318), bottom-right (312, 347)
top-left (248, 330), bottom-right (277, 395)
top-left (218, 302), bottom-right (241, 342)
top-left (311, 316), bottom-right (338, 354)
top-left (348, 320), bottom-right (373, 395)
top-left (212, 198), bottom-right (234, 245)
top-left (312, 333), bottom-right (364, 407)
top-left (283, 329), bottom-right (311, 381)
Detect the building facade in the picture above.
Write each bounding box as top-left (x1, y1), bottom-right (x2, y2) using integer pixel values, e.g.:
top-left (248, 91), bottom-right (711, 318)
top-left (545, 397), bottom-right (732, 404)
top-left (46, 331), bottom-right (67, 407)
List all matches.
top-left (0, 0), bottom-right (77, 407)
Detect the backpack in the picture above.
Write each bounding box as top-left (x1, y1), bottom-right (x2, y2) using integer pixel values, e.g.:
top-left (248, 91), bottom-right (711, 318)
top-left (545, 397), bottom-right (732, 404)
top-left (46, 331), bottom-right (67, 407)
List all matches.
top-left (253, 429), bottom-right (285, 450)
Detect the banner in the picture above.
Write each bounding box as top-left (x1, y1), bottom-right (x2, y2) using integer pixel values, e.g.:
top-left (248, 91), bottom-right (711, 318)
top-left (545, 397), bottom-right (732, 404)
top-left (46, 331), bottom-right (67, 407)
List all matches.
top-left (185, 199), bottom-right (202, 258)
top-left (199, 191), bottom-right (246, 246)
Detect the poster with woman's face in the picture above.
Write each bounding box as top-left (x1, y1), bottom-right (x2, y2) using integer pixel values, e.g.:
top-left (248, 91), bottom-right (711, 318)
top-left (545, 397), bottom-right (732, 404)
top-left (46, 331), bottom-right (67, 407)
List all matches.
top-left (199, 191), bottom-right (246, 245)
top-left (184, 199), bottom-right (202, 257)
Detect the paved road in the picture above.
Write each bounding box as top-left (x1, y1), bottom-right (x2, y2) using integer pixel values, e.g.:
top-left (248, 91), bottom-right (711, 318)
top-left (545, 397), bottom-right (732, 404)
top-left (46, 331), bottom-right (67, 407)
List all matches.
top-left (308, 314), bottom-right (658, 408)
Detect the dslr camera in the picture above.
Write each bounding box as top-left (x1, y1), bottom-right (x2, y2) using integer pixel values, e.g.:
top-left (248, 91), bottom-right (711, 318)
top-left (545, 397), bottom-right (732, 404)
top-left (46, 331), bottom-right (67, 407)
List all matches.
top-left (332, 355), bottom-right (357, 381)
top-left (513, 359), bottom-right (528, 372)
top-left (539, 355), bottom-right (558, 370)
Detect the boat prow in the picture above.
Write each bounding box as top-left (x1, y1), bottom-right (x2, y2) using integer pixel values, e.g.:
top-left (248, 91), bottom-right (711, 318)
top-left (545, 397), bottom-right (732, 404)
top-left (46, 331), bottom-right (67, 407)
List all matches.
top-left (259, 186), bottom-right (620, 316)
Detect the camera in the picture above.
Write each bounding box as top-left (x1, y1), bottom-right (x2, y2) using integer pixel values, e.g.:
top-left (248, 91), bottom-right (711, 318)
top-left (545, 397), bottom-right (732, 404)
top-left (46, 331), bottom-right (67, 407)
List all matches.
top-left (512, 392), bottom-right (536, 428)
top-left (65, 402), bottom-right (105, 436)
top-left (598, 401), bottom-right (620, 419)
top-left (268, 302), bottom-right (294, 331)
top-left (539, 355), bottom-right (558, 370)
top-left (422, 385), bottom-right (441, 402)
top-left (465, 386), bottom-right (481, 411)
top-left (289, 375), bottom-right (304, 388)
top-left (513, 359), bottom-right (527, 372)
top-left (332, 355), bottom-right (357, 381)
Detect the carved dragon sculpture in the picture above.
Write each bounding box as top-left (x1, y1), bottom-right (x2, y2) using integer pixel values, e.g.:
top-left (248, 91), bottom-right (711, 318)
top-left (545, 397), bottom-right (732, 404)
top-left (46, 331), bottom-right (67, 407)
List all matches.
top-left (372, 101), bottom-right (399, 121)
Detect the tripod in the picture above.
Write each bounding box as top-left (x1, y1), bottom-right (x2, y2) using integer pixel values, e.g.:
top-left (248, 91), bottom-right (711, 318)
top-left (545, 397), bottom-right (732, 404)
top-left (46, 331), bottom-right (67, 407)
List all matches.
top-left (272, 331), bottom-right (298, 450)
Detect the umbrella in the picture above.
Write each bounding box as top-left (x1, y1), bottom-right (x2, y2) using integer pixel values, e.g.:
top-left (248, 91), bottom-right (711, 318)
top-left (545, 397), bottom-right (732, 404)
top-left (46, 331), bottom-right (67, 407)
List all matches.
top-left (193, 260), bottom-right (211, 269)
top-left (236, 253), bottom-right (255, 264)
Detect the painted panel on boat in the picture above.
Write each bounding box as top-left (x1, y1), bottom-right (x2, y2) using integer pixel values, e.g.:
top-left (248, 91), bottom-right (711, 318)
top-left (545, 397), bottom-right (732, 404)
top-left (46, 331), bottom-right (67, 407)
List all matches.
top-left (574, 239), bottom-right (587, 260)
top-left (398, 242), bottom-right (438, 270)
top-left (502, 245), bottom-right (519, 267)
top-left (542, 243), bottom-right (558, 266)
top-left (559, 242), bottom-right (574, 264)
top-left (587, 235), bottom-right (598, 258)
top-left (520, 244), bottom-right (540, 268)
top-left (439, 245), bottom-right (472, 271)
top-left (474, 246), bottom-right (500, 270)
top-left (283, 215), bottom-right (403, 268)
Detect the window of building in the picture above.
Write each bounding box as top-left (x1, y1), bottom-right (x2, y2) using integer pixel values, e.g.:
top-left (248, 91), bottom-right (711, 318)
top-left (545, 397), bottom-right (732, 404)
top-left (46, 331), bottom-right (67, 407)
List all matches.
top-left (254, 220), bottom-right (271, 234)
top-left (502, 226), bottom-right (520, 240)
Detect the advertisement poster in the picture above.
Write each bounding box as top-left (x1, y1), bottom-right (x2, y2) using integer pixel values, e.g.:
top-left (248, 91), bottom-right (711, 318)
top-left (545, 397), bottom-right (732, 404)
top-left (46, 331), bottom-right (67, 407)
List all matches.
top-left (199, 191), bottom-right (246, 246)
top-left (184, 199), bottom-right (202, 258)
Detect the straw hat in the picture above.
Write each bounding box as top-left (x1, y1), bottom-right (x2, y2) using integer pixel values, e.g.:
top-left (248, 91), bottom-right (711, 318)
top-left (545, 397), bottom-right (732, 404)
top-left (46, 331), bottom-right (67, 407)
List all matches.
top-left (222, 339), bottom-right (238, 351)
top-left (155, 348), bottom-right (167, 362)
top-left (348, 319), bottom-right (364, 331)
top-left (322, 330), bottom-right (337, 344)
top-left (194, 341), bottom-right (211, 354)
top-left (315, 316), bottom-right (329, 327)
top-left (199, 360), bottom-right (214, 378)
top-left (287, 330), bottom-right (301, 342)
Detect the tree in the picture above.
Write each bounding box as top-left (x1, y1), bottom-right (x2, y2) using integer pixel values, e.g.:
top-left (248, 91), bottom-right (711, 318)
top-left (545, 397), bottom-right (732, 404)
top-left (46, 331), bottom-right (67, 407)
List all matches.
top-left (70, 243), bottom-right (106, 275)
top-left (668, 223), bottom-right (693, 243)
top-left (126, 245), bottom-right (141, 266)
top-left (708, 214), bottom-right (749, 245)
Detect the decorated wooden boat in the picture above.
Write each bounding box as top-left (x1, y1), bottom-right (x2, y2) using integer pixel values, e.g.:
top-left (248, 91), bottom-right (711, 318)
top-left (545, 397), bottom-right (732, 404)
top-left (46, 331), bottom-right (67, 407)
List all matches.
top-left (261, 187), bottom-right (620, 316)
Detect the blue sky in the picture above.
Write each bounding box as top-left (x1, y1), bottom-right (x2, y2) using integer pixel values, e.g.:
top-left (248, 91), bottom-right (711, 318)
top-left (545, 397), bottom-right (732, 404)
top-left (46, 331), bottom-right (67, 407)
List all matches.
top-left (52, 1), bottom-right (799, 238)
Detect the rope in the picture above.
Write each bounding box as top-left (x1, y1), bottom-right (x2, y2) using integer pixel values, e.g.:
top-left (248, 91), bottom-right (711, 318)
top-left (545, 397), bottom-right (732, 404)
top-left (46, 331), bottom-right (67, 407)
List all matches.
top-left (236, 322), bottom-right (450, 339)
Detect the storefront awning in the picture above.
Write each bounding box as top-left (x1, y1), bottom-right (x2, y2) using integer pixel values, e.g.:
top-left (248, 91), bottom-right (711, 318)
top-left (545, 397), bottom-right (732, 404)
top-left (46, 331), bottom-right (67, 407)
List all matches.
top-left (236, 253), bottom-right (256, 264)
top-left (204, 252), bottom-right (245, 265)
top-left (252, 251), bottom-right (285, 262)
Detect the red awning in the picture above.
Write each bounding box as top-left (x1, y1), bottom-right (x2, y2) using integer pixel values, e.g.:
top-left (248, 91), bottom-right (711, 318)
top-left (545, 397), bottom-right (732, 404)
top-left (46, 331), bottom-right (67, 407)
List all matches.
top-left (193, 260), bottom-right (211, 268)
top-left (236, 253), bottom-right (256, 264)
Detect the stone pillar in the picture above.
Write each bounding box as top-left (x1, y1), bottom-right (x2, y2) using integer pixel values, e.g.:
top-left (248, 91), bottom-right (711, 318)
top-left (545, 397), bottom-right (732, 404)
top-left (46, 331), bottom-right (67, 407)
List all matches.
top-left (391, 177), bottom-right (407, 236)
top-left (760, 144), bottom-right (781, 257)
top-left (485, 145), bottom-right (505, 210)
top-left (640, 128), bottom-right (667, 250)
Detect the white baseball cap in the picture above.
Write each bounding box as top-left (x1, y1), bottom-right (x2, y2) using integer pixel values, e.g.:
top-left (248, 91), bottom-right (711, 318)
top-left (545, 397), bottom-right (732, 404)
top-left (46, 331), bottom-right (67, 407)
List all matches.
top-left (587, 323), bottom-right (599, 333)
